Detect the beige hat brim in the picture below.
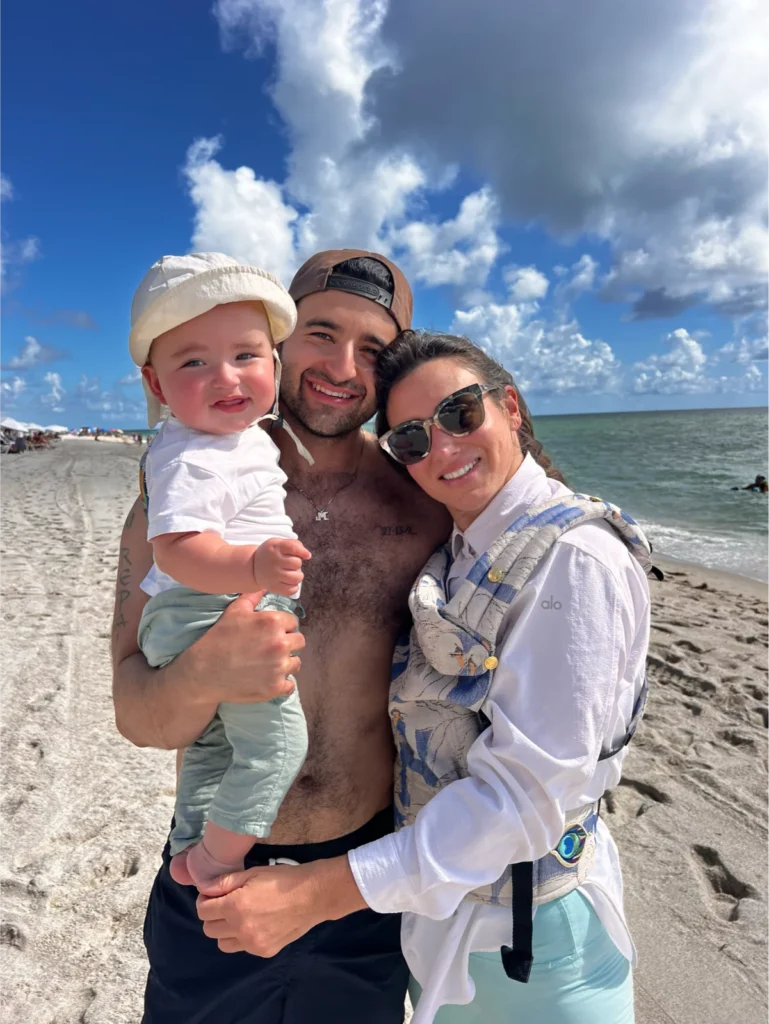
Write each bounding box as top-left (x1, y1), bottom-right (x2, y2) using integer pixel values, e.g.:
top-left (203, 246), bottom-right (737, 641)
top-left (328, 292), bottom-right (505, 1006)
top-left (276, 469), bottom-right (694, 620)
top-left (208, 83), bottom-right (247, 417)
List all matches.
top-left (129, 265), bottom-right (297, 427)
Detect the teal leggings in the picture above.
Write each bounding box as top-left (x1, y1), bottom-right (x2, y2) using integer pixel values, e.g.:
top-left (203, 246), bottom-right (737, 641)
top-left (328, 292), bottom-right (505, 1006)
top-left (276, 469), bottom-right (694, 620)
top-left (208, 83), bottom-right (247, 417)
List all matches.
top-left (409, 890), bottom-right (633, 1023)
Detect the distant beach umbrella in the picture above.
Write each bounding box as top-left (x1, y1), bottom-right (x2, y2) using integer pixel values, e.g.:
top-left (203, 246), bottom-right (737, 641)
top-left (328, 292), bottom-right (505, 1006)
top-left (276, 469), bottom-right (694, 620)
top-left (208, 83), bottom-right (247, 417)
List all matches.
top-left (0, 416), bottom-right (30, 433)
top-left (44, 425), bottom-right (69, 434)
top-left (25, 422), bottom-right (45, 432)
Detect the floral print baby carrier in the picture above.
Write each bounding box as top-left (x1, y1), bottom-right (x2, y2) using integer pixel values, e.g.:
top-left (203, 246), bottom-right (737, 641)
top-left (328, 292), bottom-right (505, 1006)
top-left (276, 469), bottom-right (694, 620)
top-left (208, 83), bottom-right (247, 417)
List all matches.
top-left (390, 493), bottom-right (658, 982)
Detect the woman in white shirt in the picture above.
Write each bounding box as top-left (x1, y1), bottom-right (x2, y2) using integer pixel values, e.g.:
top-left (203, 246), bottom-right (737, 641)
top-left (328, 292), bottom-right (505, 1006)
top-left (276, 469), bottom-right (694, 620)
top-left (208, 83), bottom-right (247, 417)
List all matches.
top-left (198, 330), bottom-right (652, 1023)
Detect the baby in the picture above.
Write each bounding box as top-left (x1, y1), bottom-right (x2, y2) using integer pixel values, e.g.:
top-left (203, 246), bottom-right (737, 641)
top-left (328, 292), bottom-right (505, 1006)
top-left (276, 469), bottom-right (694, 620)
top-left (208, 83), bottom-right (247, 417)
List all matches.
top-left (128, 252), bottom-right (311, 892)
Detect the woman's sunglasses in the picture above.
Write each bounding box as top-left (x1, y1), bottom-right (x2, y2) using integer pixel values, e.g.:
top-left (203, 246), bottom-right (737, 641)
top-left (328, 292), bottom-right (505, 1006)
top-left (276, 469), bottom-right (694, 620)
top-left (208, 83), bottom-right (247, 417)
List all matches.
top-left (379, 383), bottom-right (501, 466)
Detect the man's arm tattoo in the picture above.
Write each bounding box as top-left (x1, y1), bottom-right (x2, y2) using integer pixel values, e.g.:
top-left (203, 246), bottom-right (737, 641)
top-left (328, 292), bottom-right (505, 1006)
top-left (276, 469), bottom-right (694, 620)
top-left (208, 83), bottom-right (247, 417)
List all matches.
top-left (114, 544), bottom-right (132, 631)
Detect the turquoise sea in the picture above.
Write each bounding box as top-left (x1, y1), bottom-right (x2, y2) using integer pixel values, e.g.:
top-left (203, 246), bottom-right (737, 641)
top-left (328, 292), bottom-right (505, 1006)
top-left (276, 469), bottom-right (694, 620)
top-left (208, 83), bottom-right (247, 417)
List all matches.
top-left (534, 407), bottom-right (767, 582)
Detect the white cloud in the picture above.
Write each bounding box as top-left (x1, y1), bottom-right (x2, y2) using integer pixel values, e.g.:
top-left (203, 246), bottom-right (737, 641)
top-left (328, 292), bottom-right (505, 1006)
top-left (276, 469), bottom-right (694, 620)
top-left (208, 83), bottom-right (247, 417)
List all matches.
top-left (73, 374), bottom-right (146, 421)
top-left (717, 336), bottom-right (769, 364)
top-left (180, 0), bottom-right (768, 411)
top-left (41, 372), bottom-right (65, 407)
top-left (0, 174), bottom-right (44, 287)
top-left (118, 368), bottom-right (143, 385)
top-left (504, 265), bottom-right (549, 303)
top-left (184, 137), bottom-right (300, 282)
top-left (391, 189), bottom-right (502, 296)
top-left (564, 254), bottom-right (598, 298)
top-left (370, 0), bottom-right (767, 317)
top-left (184, 0), bottom-right (502, 293)
top-left (1, 236), bottom-right (41, 283)
top-left (1, 375), bottom-right (26, 399)
top-left (451, 301), bottom-right (622, 397)
top-left (633, 328), bottom-right (766, 393)
top-left (1, 335), bottom-right (66, 371)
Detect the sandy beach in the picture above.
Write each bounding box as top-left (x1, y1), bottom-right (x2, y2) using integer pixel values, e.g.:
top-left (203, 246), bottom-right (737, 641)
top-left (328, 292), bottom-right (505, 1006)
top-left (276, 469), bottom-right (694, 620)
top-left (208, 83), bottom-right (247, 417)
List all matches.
top-left (1, 439), bottom-right (766, 1024)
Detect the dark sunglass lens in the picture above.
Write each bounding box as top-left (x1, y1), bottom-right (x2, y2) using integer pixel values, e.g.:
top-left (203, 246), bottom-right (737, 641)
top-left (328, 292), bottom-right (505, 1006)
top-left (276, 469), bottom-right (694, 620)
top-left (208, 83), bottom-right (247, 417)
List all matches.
top-left (438, 393), bottom-right (484, 435)
top-left (389, 423), bottom-right (430, 464)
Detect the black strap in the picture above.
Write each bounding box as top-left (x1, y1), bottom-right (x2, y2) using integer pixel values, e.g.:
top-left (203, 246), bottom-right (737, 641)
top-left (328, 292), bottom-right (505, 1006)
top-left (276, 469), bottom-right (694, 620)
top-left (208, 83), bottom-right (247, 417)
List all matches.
top-left (500, 862), bottom-right (534, 983)
top-left (598, 674), bottom-right (649, 762)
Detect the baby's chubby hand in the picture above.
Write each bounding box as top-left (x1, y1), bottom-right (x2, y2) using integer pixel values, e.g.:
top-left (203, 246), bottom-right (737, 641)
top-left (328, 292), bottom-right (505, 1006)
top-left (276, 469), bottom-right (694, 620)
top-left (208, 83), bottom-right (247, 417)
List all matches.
top-left (252, 538), bottom-right (311, 597)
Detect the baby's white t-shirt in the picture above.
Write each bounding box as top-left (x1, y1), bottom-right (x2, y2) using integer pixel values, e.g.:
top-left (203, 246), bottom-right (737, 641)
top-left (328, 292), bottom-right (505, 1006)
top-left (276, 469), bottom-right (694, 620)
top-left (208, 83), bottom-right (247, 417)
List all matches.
top-left (140, 416), bottom-right (297, 597)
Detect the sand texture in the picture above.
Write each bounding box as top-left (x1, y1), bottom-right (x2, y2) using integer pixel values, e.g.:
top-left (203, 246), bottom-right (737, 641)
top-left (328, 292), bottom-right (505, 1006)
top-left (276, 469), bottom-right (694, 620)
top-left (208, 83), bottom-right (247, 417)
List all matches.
top-left (1, 440), bottom-right (767, 1023)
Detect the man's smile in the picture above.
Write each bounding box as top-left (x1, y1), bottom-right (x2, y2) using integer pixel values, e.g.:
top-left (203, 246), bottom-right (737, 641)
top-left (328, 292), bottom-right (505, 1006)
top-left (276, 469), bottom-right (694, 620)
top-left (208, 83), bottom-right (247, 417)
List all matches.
top-left (304, 375), bottom-right (362, 407)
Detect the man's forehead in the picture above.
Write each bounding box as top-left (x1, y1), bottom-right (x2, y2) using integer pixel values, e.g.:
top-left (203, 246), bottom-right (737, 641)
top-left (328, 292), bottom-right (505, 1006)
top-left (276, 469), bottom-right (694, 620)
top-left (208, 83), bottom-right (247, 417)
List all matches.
top-left (297, 290), bottom-right (399, 339)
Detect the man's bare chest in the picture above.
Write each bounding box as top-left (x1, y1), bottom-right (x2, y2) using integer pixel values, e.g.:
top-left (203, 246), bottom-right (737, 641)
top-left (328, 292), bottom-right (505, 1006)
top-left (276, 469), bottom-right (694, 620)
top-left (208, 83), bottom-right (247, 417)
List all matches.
top-left (286, 489), bottom-right (432, 635)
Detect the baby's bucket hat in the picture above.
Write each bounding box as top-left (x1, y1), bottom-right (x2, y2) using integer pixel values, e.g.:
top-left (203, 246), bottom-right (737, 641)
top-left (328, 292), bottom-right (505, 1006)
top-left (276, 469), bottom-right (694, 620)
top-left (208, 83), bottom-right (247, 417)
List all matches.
top-left (129, 252), bottom-right (297, 427)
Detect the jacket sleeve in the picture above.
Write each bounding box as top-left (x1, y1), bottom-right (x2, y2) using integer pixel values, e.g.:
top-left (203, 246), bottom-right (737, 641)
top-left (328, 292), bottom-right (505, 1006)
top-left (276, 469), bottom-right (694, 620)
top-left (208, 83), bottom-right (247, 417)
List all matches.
top-left (348, 542), bottom-right (637, 919)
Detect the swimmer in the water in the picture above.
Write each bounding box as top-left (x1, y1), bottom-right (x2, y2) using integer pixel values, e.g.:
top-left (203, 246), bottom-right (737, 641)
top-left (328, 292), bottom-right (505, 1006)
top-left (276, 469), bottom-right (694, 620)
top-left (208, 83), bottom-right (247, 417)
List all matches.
top-left (742, 475), bottom-right (768, 493)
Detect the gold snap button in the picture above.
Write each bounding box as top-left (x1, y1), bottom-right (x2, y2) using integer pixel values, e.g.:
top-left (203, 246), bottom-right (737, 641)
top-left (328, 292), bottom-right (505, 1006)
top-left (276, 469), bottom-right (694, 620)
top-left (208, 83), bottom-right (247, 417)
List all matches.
top-left (487, 568), bottom-right (503, 583)
top-left (484, 656), bottom-right (499, 671)
top-left (589, 496), bottom-right (601, 502)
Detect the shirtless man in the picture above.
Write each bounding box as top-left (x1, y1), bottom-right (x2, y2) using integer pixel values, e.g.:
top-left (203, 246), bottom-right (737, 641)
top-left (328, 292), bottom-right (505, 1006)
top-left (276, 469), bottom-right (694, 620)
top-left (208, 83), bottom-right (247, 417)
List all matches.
top-left (111, 250), bottom-right (451, 1024)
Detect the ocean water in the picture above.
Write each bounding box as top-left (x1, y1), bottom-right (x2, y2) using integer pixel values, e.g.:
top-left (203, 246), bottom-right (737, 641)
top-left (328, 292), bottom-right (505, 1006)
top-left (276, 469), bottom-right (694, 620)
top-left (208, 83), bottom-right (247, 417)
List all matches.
top-left (534, 407), bottom-right (768, 582)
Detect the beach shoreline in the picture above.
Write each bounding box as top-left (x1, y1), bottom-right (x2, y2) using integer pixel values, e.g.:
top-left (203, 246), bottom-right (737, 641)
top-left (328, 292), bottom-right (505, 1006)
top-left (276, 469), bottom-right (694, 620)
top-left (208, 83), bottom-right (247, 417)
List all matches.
top-left (1, 440), bottom-right (766, 1024)
top-left (652, 553), bottom-right (767, 598)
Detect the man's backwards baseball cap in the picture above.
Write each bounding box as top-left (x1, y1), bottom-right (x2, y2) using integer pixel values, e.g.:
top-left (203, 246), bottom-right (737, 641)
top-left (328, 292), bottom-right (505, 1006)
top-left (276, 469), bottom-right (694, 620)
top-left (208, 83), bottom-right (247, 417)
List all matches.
top-left (129, 252), bottom-right (297, 427)
top-left (289, 249), bottom-right (412, 332)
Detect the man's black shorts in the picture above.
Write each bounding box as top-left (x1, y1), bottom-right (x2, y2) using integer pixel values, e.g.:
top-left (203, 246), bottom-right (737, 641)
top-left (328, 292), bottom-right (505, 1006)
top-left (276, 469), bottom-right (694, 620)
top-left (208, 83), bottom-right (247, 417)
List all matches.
top-left (142, 807), bottom-right (408, 1023)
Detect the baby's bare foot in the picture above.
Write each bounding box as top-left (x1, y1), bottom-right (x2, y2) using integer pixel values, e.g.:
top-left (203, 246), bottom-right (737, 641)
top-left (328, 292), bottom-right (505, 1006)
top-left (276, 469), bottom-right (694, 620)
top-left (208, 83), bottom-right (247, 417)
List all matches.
top-left (169, 849), bottom-right (195, 887)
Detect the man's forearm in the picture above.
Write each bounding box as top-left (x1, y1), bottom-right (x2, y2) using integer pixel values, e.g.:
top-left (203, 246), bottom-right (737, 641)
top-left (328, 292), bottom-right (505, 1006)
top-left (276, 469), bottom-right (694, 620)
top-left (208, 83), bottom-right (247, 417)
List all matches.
top-left (113, 649), bottom-right (218, 750)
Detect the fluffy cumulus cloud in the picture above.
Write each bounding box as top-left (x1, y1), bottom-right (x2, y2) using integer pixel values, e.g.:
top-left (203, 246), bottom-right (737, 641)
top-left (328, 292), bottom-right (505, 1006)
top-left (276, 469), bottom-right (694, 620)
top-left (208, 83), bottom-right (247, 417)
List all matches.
top-left (1, 375), bottom-right (26, 400)
top-left (371, 0), bottom-right (767, 318)
top-left (40, 371), bottom-right (65, 408)
top-left (504, 265), bottom-right (549, 303)
top-left (185, 0), bottom-right (504, 289)
top-left (1, 335), bottom-right (66, 371)
top-left (73, 374), bottom-right (145, 421)
top-left (183, 0), bottom-right (767, 402)
top-left (451, 301), bottom-right (621, 397)
top-left (633, 328), bottom-right (765, 394)
top-left (717, 336), bottom-right (769, 364)
top-left (0, 173), bottom-right (41, 286)
top-left (117, 367), bottom-right (143, 386)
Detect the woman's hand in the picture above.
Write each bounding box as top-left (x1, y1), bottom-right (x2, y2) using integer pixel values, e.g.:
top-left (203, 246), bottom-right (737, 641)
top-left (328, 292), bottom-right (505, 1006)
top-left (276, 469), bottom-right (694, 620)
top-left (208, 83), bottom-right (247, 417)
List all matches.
top-left (195, 855), bottom-right (367, 956)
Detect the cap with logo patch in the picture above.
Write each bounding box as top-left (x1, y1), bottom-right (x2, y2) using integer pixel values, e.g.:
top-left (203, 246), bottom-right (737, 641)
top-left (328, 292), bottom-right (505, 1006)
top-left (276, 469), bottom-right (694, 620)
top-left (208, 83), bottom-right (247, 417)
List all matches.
top-left (289, 249), bottom-right (412, 331)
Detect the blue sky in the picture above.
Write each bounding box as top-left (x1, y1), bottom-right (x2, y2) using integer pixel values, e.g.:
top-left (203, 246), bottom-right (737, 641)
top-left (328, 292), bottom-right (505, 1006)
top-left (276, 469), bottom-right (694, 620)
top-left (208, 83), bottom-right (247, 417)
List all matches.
top-left (2, 0), bottom-right (767, 428)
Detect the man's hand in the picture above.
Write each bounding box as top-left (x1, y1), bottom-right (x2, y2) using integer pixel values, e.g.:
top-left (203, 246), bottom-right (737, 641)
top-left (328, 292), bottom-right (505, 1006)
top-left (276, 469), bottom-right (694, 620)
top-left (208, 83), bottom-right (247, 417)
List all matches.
top-left (190, 591), bottom-right (306, 705)
top-left (195, 856), bottom-right (367, 956)
top-left (252, 539), bottom-right (311, 597)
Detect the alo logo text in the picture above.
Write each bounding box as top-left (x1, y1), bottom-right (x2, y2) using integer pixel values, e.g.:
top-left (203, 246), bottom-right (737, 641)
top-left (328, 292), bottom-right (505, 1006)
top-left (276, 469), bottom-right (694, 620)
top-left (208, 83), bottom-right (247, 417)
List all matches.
top-left (541, 595), bottom-right (562, 610)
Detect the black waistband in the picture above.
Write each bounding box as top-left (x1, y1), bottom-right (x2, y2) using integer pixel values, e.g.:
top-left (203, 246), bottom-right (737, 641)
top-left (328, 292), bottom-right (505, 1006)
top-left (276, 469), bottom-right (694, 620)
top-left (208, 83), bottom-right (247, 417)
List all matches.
top-left (242, 806), bottom-right (395, 868)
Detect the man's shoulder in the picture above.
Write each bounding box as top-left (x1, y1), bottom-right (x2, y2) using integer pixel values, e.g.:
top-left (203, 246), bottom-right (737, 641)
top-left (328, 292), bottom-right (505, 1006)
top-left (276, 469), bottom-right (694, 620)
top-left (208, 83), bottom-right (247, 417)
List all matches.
top-left (362, 436), bottom-right (443, 506)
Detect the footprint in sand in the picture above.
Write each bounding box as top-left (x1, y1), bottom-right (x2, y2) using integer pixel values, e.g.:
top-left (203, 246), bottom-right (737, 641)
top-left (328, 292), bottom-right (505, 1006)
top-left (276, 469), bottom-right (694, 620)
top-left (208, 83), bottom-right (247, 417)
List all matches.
top-left (0, 922), bottom-right (27, 951)
top-left (603, 777), bottom-right (672, 826)
top-left (682, 699), bottom-right (703, 716)
top-left (717, 729), bottom-right (756, 749)
top-left (691, 845), bottom-right (758, 922)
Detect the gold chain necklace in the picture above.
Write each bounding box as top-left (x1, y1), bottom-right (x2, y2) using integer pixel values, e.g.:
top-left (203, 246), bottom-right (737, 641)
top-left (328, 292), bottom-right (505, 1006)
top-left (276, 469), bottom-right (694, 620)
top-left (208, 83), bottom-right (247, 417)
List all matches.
top-left (287, 439), bottom-right (364, 522)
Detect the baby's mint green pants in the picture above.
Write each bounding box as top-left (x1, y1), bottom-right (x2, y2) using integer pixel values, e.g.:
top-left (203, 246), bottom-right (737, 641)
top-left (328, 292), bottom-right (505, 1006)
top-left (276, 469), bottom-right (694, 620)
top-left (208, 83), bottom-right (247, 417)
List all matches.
top-left (138, 588), bottom-right (307, 856)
